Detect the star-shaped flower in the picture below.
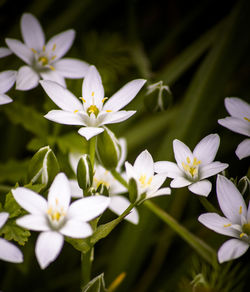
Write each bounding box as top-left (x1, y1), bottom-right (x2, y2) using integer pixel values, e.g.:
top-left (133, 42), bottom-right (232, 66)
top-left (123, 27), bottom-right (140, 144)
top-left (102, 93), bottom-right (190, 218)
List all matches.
top-left (0, 70), bottom-right (16, 105)
top-left (13, 172), bottom-right (110, 269)
top-left (41, 65), bottom-right (146, 140)
top-left (155, 134), bottom-right (228, 196)
top-left (0, 212), bottom-right (23, 263)
top-left (218, 97), bottom-right (250, 160)
top-left (125, 150), bottom-right (171, 202)
top-left (5, 13), bottom-right (89, 91)
top-left (199, 175), bottom-right (250, 263)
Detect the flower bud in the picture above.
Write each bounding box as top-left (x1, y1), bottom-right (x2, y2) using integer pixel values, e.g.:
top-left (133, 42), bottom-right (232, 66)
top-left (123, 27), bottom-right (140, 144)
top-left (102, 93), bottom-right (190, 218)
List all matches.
top-left (77, 154), bottom-right (93, 191)
top-left (96, 127), bottom-right (121, 170)
top-left (27, 146), bottom-right (59, 187)
top-left (128, 177), bottom-right (138, 203)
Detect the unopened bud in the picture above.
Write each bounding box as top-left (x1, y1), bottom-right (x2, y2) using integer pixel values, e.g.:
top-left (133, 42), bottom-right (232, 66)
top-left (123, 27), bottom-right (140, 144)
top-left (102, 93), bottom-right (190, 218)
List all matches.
top-left (77, 154), bottom-right (93, 191)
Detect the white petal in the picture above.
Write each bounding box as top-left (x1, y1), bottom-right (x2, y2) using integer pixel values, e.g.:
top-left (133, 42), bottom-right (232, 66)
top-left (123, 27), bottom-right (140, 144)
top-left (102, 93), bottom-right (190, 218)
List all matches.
top-left (0, 238), bottom-right (23, 263)
top-left (149, 187), bottom-right (171, 198)
top-left (45, 110), bottom-right (85, 126)
top-left (193, 134), bottom-right (220, 164)
top-left (218, 239), bottom-right (249, 263)
top-left (198, 213), bottom-right (239, 237)
top-left (0, 47), bottom-right (12, 58)
top-left (60, 220), bottom-right (92, 238)
top-left (125, 161), bottom-right (137, 180)
top-left (216, 175), bottom-right (247, 224)
top-left (117, 138), bottom-right (127, 171)
top-left (218, 117), bottom-right (250, 137)
top-left (235, 138), bottom-right (250, 159)
top-left (21, 13), bottom-right (45, 51)
top-left (78, 126), bottom-right (104, 140)
top-left (68, 195), bottom-right (110, 221)
top-left (109, 196), bottom-right (139, 224)
top-left (5, 38), bottom-right (33, 65)
top-left (170, 177), bottom-right (191, 188)
top-left (224, 97), bottom-right (250, 119)
top-left (12, 187), bottom-right (47, 215)
top-left (103, 79), bottom-right (146, 111)
top-left (48, 173), bottom-right (71, 211)
top-left (0, 70), bottom-right (16, 93)
top-left (69, 179), bottom-right (83, 198)
top-left (188, 180), bottom-right (212, 196)
top-left (16, 214), bottom-right (49, 231)
top-left (100, 110), bottom-right (136, 125)
top-left (16, 66), bottom-right (39, 90)
top-left (0, 94), bottom-right (13, 105)
top-left (46, 29), bottom-right (75, 60)
top-left (53, 58), bottom-right (89, 78)
top-left (35, 231), bottom-right (64, 269)
top-left (0, 212), bottom-right (9, 229)
top-left (173, 139), bottom-right (193, 169)
top-left (149, 173), bottom-right (167, 194)
top-left (40, 70), bottom-right (66, 87)
top-left (199, 162), bottom-right (228, 180)
top-left (82, 65), bottom-right (104, 108)
top-left (154, 161), bottom-right (182, 178)
top-left (40, 80), bottom-right (82, 111)
top-left (134, 150), bottom-right (154, 177)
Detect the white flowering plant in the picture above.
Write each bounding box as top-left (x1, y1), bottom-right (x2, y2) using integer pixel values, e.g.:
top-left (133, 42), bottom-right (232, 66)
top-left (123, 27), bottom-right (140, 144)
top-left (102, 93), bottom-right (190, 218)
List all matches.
top-left (0, 3), bottom-right (249, 292)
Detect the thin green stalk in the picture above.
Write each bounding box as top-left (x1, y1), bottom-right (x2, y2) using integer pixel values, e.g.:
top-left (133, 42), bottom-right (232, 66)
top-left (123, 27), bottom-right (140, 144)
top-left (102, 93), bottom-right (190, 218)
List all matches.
top-left (81, 248), bottom-right (93, 288)
top-left (199, 197), bottom-right (219, 213)
top-left (88, 136), bottom-right (97, 168)
top-left (111, 169), bottom-right (128, 188)
top-left (144, 200), bottom-right (218, 268)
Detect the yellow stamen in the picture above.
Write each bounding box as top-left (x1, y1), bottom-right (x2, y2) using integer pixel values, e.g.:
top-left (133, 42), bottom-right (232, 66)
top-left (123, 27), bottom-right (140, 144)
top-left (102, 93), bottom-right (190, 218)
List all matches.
top-left (74, 110), bottom-right (79, 113)
top-left (51, 55), bottom-right (57, 60)
top-left (102, 97), bottom-right (108, 103)
top-left (55, 198), bottom-right (59, 205)
top-left (223, 223), bottom-right (232, 227)
top-left (87, 105), bottom-right (99, 117)
top-left (80, 97), bottom-right (86, 103)
top-left (91, 91), bottom-right (95, 96)
top-left (139, 175), bottom-right (152, 187)
top-left (31, 48), bottom-right (37, 54)
top-left (49, 65), bottom-right (55, 71)
top-left (240, 232), bottom-right (246, 238)
top-left (106, 110), bottom-right (112, 112)
top-left (47, 207), bottom-right (52, 215)
top-left (239, 206), bottom-right (242, 215)
top-left (42, 45), bottom-right (46, 52)
top-left (244, 117), bottom-right (250, 122)
top-left (52, 44), bottom-right (56, 51)
top-left (186, 157), bottom-right (191, 164)
top-left (38, 56), bottom-right (49, 66)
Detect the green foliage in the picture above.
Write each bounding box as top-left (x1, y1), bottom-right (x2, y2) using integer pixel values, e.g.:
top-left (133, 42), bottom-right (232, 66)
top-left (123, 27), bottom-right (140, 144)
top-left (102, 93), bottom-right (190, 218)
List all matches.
top-left (81, 273), bottom-right (107, 292)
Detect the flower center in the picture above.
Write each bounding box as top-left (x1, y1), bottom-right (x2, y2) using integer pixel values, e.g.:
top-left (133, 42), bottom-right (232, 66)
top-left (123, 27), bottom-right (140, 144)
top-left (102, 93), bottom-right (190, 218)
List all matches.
top-left (87, 105), bottom-right (99, 117)
top-left (31, 45), bottom-right (57, 71)
top-left (182, 157), bottom-right (201, 179)
top-left (139, 174), bottom-right (152, 188)
top-left (47, 200), bottom-right (66, 228)
top-left (242, 223), bottom-right (250, 236)
top-left (38, 56), bottom-right (49, 66)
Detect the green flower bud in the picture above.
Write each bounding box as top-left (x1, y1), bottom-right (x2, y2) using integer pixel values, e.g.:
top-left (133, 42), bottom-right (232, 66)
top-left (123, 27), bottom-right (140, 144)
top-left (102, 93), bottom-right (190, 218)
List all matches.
top-left (77, 154), bottom-right (93, 191)
top-left (96, 127), bottom-right (121, 170)
top-left (27, 146), bottom-right (59, 187)
top-left (128, 177), bottom-right (138, 203)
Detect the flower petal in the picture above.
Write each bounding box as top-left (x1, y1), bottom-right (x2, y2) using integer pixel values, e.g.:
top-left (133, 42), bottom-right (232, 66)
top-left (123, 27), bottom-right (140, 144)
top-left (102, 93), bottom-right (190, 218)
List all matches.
top-left (134, 150), bottom-right (154, 177)
top-left (82, 65), bottom-right (104, 109)
top-left (48, 173), bottom-right (71, 211)
top-left (235, 138), bottom-right (250, 160)
top-left (125, 162), bottom-right (137, 180)
top-left (149, 173), bottom-right (167, 194)
top-left (78, 126), bottom-right (104, 140)
top-left (60, 220), bottom-right (92, 238)
top-left (170, 177), bottom-right (191, 188)
top-left (149, 187), bottom-right (171, 198)
top-left (103, 79), bottom-right (146, 111)
top-left (40, 80), bottom-right (82, 111)
top-left (69, 179), bottom-right (83, 198)
top-left (188, 180), bottom-right (212, 196)
top-left (193, 134), bottom-right (220, 164)
top-left (100, 110), bottom-right (136, 125)
top-left (199, 162), bottom-right (228, 180)
top-left (218, 117), bottom-right (250, 137)
top-left (0, 94), bottom-right (13, 105)
top-left (198, 213), bottom-right (239, 237)
top-left (224, 97), bottom-right (250, 119)
top-left (21, 13), bottom-right (45, 51)
top-left (45, 110), bottom-right (85, 126)
top-left (68, 195), bottom-right (110, 222)
top-left (53, 58), bottom-right (89, 78)
top-left (154, 161), bottom-right (182, 178)
top-left (0, 47), bottom-right (12, 58)
top-left (109, 196), bottom-right (139, 224)
top-left (0, 212), bottom-right (9, 229)
top-left (16, 214), bottom-right (50, 231)
top-left (218, 238), bottom-right (249, 263)
top-left (0, 238), bottom-right (23, 263)
top-left (40, 70), bottom-right (66, 87)
top-left (216, 175), bottom-right (247, 224)
top-left (16, 66), bottom-right (39, 90)
top-left (173, 139), bottom-right (193, 170)
top-left (0, 70), bottom-right (16, 93)
top-left (5, 38), bottom-right (33, 65)
top-left (12, 187), bottom-right (47, 215)
top-left (35, 231), bottom-right (64, 269)
top-left (46, 29), bottom-right (75, 60)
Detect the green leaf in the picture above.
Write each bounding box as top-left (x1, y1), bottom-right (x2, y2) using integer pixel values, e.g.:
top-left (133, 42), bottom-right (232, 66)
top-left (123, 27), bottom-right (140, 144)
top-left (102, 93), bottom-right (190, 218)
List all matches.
top-left (128, 178), bottom-right (138, 203)
top-left (4, 191), bottom-right (22, 219)
top-left (81, 273), bottom-right (107, 292)
top-left (0, 159), bottom-right (29, 184)
top-left (65, 237), bottom-right (91, 254)
top-left (0, 219), bottom-right (30, 245)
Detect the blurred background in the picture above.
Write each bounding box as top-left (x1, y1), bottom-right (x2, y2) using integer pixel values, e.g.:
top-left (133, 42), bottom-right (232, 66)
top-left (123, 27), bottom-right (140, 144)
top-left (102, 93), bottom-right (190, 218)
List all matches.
top-left (0, 0), bottom-right (249, 291)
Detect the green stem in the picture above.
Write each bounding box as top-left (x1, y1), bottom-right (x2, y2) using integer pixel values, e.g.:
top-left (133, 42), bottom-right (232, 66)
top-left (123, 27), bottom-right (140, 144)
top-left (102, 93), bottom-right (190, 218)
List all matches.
top-left (199, 196), bottom-right (219, 213)
top-left (111, 169), bottom-right (128, 188)
top-left (81, 248), bottom-right (93, 288)
top-left (88, 136), bottom-right (97, 168)
top-left (144, 200), bottom-right (218, 268)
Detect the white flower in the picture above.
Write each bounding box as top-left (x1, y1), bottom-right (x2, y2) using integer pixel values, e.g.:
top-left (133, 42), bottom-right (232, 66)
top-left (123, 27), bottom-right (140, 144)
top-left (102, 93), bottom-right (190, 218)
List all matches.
top-left (0, 212), bottom-right (23, 263)
top-left (0, 70), bottom-right (16, 105)
top-left (155, 134), bottom-right (228, 197)
top-left (198, 175), bottom-right (250, 263)
top-left (12, 172), bottom-right (110, 269)
top-left (218, 97), bottom-right (250, 160)
top-left (125, 150), bottom-right (171, 201)
top-left (5, 13), bottom-right (89, 91)
top-left (68, 150), bottom-right (139, 224)
top-left (0, 47), bottom-right (12, 58)
top-left (41, 65), bottom-right (146, 140)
